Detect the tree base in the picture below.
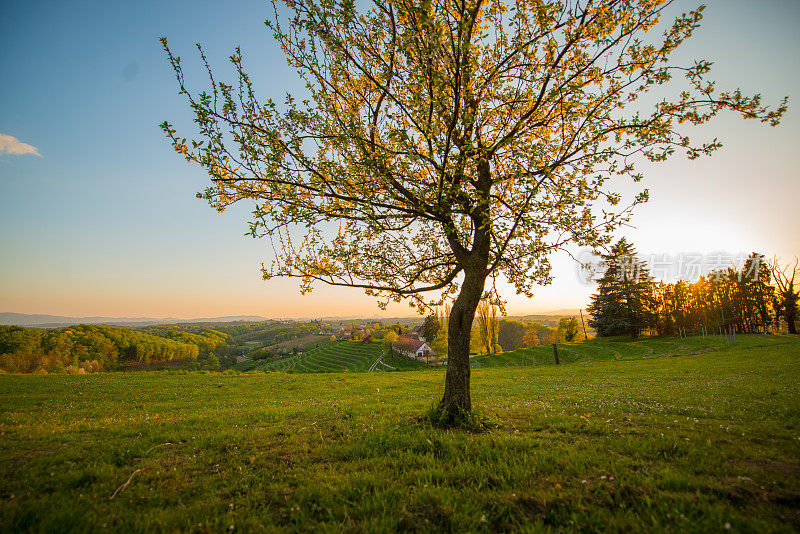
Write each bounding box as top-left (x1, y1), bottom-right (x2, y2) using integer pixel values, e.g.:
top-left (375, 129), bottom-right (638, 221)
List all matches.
top-left (422, 403), bottom-right (496, 432)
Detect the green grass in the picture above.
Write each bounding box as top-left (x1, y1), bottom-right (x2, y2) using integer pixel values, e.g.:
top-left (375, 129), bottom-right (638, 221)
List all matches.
top-left (1, 335), bottom-right (799, 532)
top-left (379, 350), bottom-right (429, 371)
top-left (472, 333), bottom-right (784, 368)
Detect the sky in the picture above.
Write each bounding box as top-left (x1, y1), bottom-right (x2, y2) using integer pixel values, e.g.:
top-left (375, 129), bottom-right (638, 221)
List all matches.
top-left (0, 0), bottom-right (798, 320)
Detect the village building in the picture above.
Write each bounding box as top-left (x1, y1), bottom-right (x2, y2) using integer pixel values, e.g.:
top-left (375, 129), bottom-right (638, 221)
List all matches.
top-left (392, 335), bottom-right (434, 362)
top-left (410, 325), bottom-right (426, 342)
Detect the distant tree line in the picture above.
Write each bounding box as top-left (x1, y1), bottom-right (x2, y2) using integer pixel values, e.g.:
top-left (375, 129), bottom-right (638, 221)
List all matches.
top-left (0, 324), bottom-right (227, 373)
top-left (229, 323), bottom-right (318, 345)
top-left (588, 239), bottom-right (799, 338)
top-left (422, 302), bottom-right (562, 359)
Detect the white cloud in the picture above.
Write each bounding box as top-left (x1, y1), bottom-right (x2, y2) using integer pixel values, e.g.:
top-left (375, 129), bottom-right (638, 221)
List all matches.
top-left (0, 133), bottom-right (40, 156)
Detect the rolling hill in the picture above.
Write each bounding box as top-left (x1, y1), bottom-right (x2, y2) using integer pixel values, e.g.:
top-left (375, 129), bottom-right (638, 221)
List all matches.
top-left (244, 340), bottom-right (426, 372)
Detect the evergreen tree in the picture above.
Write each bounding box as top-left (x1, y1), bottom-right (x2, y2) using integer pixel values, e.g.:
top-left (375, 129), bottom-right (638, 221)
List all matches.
top-left (587, 239), bottom-right (656, 338)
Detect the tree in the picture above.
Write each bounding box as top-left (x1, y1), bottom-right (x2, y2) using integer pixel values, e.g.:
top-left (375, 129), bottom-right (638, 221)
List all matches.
top-left (201, 352), bottom-right (221, 371)
top-left (647, 253), bottom-right (775, 335)
top-left (431, 328), bottom-right (448, 361)
top-left (421, 314), bottom-right (441, 343)
top-left (557, 317), bottom-right (581, 342)
top-left (498, 320), bottom-right (526, 352)
top-left (734, 253), bottom-right (774, 333)
top-left (383, 329), bottom-right (399, 353)
top-left (587, 238), bottom-right (657, 338)
top-left (523, 328), bottom-right (541, 348)
top-left (770, 257), bottom-right (799, 334)
top-left (162, 1), bottom-right (785, 418)
top-left (475, 299), bottom-right (499, 355)
top-left (431, 306), bottom-right (450, 360)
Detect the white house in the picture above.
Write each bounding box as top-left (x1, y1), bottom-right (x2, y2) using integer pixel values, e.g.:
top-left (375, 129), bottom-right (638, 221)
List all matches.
top-left (393, 335), bottom-right (434, 362)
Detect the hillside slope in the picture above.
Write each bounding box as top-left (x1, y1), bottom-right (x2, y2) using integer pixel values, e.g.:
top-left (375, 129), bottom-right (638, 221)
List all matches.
top-left (246, 340), bottom-right (426, 372)
top-left (0, 324), bottom-right (203, 372)
top-left (470, 333), bottom-right (792, 367)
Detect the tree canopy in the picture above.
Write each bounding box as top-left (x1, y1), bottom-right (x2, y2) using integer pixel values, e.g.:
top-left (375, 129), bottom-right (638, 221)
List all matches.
top-left (523, 327), bottom-right (541, 348)
top-left (498, 319), bottom-right (527, 352)
top-left (421, 314), bottom-right (442, 343)
top-left (0, 324), bottom-right (202, 373)
top-left (557, 316), bottom-right (581, 342)
top-left (162, 0), bottom-right (786, 416)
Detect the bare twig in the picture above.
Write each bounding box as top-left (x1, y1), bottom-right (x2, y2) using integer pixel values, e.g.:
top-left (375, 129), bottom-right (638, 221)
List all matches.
top-left (109, 468), bottom-right (141, 500)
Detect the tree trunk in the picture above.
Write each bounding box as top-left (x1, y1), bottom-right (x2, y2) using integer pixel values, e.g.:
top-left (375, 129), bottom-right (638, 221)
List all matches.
top-left (439, 267), bottom-right (487, 415)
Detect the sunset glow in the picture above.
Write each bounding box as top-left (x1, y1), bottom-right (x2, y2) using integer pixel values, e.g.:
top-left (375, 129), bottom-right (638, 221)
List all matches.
top-left (1, 0), bottom-right (797, 319)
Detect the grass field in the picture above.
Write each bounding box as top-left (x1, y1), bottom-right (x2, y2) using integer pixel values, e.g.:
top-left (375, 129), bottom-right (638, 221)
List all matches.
top-left (470, 333), bottom-right (779, 368)
top-left (243, 341), bottom-right (426, 373)
top-left (1, 335), bottom-right (799, 532)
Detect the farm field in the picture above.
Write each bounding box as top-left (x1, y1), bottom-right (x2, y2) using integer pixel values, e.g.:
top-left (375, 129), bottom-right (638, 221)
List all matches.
top-left (262, 334), bottom-right (332, 352)
top-left (243, 340), bottom-right (426, 373)
top-left (1, 335), bottom-right (799, 532)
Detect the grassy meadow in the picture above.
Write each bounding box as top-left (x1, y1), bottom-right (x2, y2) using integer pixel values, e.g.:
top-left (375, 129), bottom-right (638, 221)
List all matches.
top-left (471, 332), bottom-right (780, 368)
top-left (1, 335), bottom-right (799, 532)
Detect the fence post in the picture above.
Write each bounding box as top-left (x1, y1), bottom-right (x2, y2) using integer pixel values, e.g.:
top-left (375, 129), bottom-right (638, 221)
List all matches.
top-left (552, 343), bottom-right (560, 365)
top-left (579, 309), bottom-right (588, 340)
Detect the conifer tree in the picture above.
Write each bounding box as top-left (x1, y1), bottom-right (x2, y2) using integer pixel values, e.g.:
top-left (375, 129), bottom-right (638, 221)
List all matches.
top-left (587, 238), bottom-right (656, 337)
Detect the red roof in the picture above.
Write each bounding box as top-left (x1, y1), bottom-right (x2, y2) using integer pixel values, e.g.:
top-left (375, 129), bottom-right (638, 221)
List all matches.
top-left (393, 335), bottom-right (428, 353)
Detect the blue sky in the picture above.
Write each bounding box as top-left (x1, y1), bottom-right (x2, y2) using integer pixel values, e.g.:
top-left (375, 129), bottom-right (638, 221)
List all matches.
top-left (1, 0), bottom-right (798, 318)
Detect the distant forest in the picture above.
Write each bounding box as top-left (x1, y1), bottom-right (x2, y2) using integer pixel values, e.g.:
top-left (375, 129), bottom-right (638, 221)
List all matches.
top-left (0, 320), bottom-right (367, 374)
top-left (0, 324), bottom-right (229, 374)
